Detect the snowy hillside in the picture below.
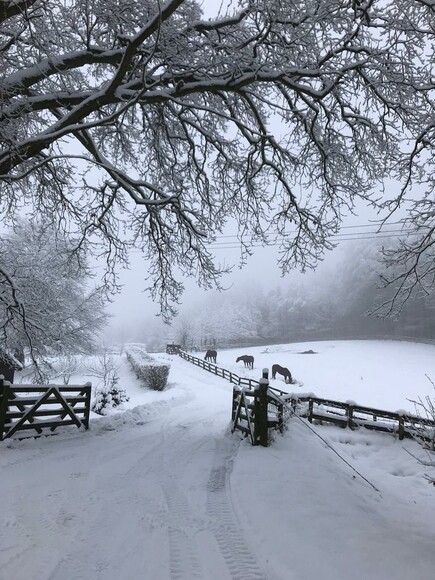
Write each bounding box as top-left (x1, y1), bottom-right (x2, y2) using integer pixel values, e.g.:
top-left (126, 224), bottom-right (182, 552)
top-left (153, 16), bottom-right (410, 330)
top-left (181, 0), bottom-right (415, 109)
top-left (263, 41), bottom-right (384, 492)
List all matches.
top-left (1, 340), bottom-right (434, 580)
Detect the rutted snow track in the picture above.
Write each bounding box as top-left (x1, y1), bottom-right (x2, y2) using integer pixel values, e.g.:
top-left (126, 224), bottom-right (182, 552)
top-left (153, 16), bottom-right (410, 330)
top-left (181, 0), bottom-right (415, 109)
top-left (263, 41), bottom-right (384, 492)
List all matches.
top-left (206, 438), bottom-right (266, 580)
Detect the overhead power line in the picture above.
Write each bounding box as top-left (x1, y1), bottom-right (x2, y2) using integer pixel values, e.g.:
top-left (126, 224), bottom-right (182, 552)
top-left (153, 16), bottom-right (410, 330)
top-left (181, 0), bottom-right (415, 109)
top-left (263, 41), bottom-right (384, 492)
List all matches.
top-left (208, 230), bottom-right (429, 250)
top-left (127, 221), bottom-right (430, 253)
top-left (209, 220), bottom-right (413, 240)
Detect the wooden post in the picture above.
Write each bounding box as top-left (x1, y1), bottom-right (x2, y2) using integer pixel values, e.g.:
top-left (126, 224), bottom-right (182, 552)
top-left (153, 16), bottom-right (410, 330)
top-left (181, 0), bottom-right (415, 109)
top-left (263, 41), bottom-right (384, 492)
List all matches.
top-left (347, 405), bottom-right (354, 430)
top-left (278, 403), bottom-right (284, 433)
top-left (232, 387), bottom-right (238, 421)
top-left (254, 368), bottom-right (269, 447)
top-left (398, 415), bottom-right (405, 440)
top-left (82, 382), bottom-right (92, 430)
top-left (308, 399), bottom-right (313, 423)
top-left (0, 376), bottom-right (10, 441)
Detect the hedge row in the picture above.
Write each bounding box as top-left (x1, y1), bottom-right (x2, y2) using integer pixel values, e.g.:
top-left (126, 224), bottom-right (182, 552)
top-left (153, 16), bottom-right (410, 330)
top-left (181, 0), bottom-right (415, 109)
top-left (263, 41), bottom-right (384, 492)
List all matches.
top-left (126, 347), bottom-right (170, 391)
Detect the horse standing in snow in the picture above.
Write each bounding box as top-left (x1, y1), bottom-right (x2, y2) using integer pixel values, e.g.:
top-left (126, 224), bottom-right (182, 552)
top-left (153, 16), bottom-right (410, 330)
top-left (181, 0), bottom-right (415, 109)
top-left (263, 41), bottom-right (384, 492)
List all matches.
top-left (236, 355), bottom-right (254, 369)
top-left (204, 349), bottom-right (217, 363)
top-left (272, 364), bottom-right (292, 384)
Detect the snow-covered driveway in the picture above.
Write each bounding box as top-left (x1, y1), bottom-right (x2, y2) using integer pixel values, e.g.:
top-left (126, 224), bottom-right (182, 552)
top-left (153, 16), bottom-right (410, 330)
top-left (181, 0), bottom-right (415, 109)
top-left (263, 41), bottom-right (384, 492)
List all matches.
top-left (1, 356), bottom-right (267, 580)
top-left (1, 345), bottom-right (435, 580)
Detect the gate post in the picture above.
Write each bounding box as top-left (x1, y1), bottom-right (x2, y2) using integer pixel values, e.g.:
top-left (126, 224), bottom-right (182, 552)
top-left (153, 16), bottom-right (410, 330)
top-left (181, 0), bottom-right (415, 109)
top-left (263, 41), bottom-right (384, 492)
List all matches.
top-left (0, 376), bottom-right (10, 441)
top-left (231, 386), bottom-right (238, 421)
top-left (254, 368), bottom-right (269, 447)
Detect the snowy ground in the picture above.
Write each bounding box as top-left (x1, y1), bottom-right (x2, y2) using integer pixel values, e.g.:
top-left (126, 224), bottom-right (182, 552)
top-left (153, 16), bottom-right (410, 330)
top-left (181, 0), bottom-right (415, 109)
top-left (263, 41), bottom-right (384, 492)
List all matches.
top-left (1, 340), bottom-right (435, 580)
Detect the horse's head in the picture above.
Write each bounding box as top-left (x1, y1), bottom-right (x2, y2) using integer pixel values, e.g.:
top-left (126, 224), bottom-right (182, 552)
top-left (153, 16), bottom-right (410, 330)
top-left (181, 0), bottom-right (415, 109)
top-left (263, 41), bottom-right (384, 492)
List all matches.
top-left (236, 356), bottom-right (241, 362)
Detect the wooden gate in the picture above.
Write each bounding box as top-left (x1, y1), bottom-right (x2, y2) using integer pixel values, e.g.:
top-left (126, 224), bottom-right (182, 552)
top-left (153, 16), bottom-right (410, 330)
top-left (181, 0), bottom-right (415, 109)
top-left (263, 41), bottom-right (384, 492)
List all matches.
top-left (232, 387), bottom-right (257, 445)
top-left (0, 377), bottom-right (92, 440)
top-left (231, 370), bottom-right (290, 446)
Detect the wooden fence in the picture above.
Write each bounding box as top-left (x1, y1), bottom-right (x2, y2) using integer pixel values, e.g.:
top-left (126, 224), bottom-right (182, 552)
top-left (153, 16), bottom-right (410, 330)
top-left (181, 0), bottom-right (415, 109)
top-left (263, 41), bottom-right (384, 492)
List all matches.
top-left (290, 395), bottom-right (435, 443)
top-left (178, 350), bottom-right (262, 389)
top-left (176, 350), bottom-right (435, 447)
top-left (0, 377), bottom-right (92, 440)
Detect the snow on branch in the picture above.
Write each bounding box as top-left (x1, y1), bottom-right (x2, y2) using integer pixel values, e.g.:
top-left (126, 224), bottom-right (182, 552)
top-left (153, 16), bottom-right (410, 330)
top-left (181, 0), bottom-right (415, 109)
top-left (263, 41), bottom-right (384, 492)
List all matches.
top-left (2, 0), bottom-right (435, 317)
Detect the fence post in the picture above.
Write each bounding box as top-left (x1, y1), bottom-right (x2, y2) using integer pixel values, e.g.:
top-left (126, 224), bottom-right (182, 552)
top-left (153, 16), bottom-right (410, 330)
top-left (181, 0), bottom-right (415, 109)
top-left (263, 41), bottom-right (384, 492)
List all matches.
top-left (254, 368), bottom-right (269, 447)
top-left (0, 376), bottom-right (10, 441)
top-left (83, 382), bottom-right (92, 430)
top-left (398, 415), bottom-right (405, 440)
top-left (308, 399), bottom-right (313, 423)
top-left (232, 387), bottom-right (238, 421)
top-left (347, 405), bottom-right (354, 430)
top-left (278, 403), bottom-right (284, 433)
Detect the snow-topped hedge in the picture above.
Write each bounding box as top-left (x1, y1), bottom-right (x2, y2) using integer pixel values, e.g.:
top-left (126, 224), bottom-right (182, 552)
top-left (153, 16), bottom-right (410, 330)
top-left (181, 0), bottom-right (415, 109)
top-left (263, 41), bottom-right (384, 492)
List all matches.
top-left (92, 382), bottom-right (130, 415)
top-left (126, 347), bottom-right (170, 391)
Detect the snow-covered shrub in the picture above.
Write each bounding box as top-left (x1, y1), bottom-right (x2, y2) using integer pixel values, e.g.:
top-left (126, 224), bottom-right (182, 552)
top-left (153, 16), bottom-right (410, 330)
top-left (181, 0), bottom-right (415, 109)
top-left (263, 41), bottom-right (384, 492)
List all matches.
top-left (92, 377), bottom-right (129, 415)
top-left (126, 347), bottom-right (170, 391)
top-left (92, 386), bottom-right (113, 415)
top-left (108, 380), bottom-right (129, 407)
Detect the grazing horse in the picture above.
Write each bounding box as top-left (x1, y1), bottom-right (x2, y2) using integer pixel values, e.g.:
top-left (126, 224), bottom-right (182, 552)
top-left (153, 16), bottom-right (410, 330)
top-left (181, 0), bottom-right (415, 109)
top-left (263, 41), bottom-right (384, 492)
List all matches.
top-left (236, 355), bottom-right (254, 369)
top-left (272, 364), bottom-right (292, 384)
top-left (204, 349), bottom-right (217, 363)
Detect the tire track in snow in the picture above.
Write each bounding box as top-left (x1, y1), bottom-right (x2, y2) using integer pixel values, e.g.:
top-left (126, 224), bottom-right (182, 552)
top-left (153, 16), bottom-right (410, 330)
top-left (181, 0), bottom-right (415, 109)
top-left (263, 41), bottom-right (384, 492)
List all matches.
top-left (206, 437), bottom-right (266, 580)
top-left (161, 479), bottom-right (204, 580)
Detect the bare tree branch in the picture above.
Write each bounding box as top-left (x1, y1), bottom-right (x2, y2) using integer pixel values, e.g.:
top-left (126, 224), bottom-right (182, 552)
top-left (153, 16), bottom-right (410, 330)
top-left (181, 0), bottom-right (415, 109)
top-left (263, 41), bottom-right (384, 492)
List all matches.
top-left (2, 0), bottom-right (435, 318)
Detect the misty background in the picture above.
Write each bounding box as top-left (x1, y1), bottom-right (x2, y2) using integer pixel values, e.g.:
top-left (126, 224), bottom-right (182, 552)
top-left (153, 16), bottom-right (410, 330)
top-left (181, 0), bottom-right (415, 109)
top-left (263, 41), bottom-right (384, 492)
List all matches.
top-left (95, 0), bottom-right (430, 351)
top-left (104, 204), bottom-right (432, 350)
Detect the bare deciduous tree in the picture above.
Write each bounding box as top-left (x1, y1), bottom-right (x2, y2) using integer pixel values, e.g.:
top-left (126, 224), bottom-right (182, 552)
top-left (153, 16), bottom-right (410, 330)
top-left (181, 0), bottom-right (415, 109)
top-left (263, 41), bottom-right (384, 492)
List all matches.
top-left (2, 0), bottom-right (435, 318)
top-left (0, 220), bottom-right (109, 356)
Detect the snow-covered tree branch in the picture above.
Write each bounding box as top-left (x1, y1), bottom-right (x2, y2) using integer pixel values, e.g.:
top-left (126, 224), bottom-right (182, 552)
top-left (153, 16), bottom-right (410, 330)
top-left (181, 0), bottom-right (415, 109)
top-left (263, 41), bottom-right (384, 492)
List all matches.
top-left (2, 0), bottom-right (435, 318)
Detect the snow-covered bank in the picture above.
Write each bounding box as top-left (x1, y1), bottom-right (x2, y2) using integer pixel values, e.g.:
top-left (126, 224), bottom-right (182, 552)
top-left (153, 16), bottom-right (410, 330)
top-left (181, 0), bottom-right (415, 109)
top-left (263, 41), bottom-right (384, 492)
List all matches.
top-left (1, 341), bottom-right (435, 579)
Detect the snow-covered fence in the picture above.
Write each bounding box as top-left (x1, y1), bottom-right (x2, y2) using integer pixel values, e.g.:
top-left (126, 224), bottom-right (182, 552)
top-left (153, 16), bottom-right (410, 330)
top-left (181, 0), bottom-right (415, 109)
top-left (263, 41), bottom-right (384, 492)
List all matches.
top-left (178, 350), bottom-right (260, 389)
top-left (232, 369), bottom-right (290, 446)
top-left (293, 396), bottom-right (435, 443)
top-left (126, 347), bottom-right (170, 391)
top-left (0, 376), bottom-right (91, 440)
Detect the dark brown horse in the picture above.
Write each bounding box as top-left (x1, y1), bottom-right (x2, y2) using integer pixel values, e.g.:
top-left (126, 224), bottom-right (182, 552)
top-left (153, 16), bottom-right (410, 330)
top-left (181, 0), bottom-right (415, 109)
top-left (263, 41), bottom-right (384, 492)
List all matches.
top-left (236, 355), bottom-right (254, 369)
top-left (204, 349), bottom-right (217, 363)
top-left (272, 364), bottom-right (292, 384)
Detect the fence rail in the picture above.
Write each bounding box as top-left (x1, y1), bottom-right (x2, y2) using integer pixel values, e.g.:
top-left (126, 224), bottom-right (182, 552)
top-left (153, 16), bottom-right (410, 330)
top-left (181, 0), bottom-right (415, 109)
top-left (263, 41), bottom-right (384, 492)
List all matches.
top-left (178, 350), bottom-right (262, 390)
top-left (0, 377), bottom-right (92, 440)
top-left (291, 396), bottom-right (435, 442)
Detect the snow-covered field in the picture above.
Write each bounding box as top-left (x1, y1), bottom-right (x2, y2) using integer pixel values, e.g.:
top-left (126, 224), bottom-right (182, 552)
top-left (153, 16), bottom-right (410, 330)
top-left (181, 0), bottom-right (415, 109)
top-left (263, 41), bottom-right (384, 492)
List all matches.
top-left (1, 340), bottom-right (435, 580)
